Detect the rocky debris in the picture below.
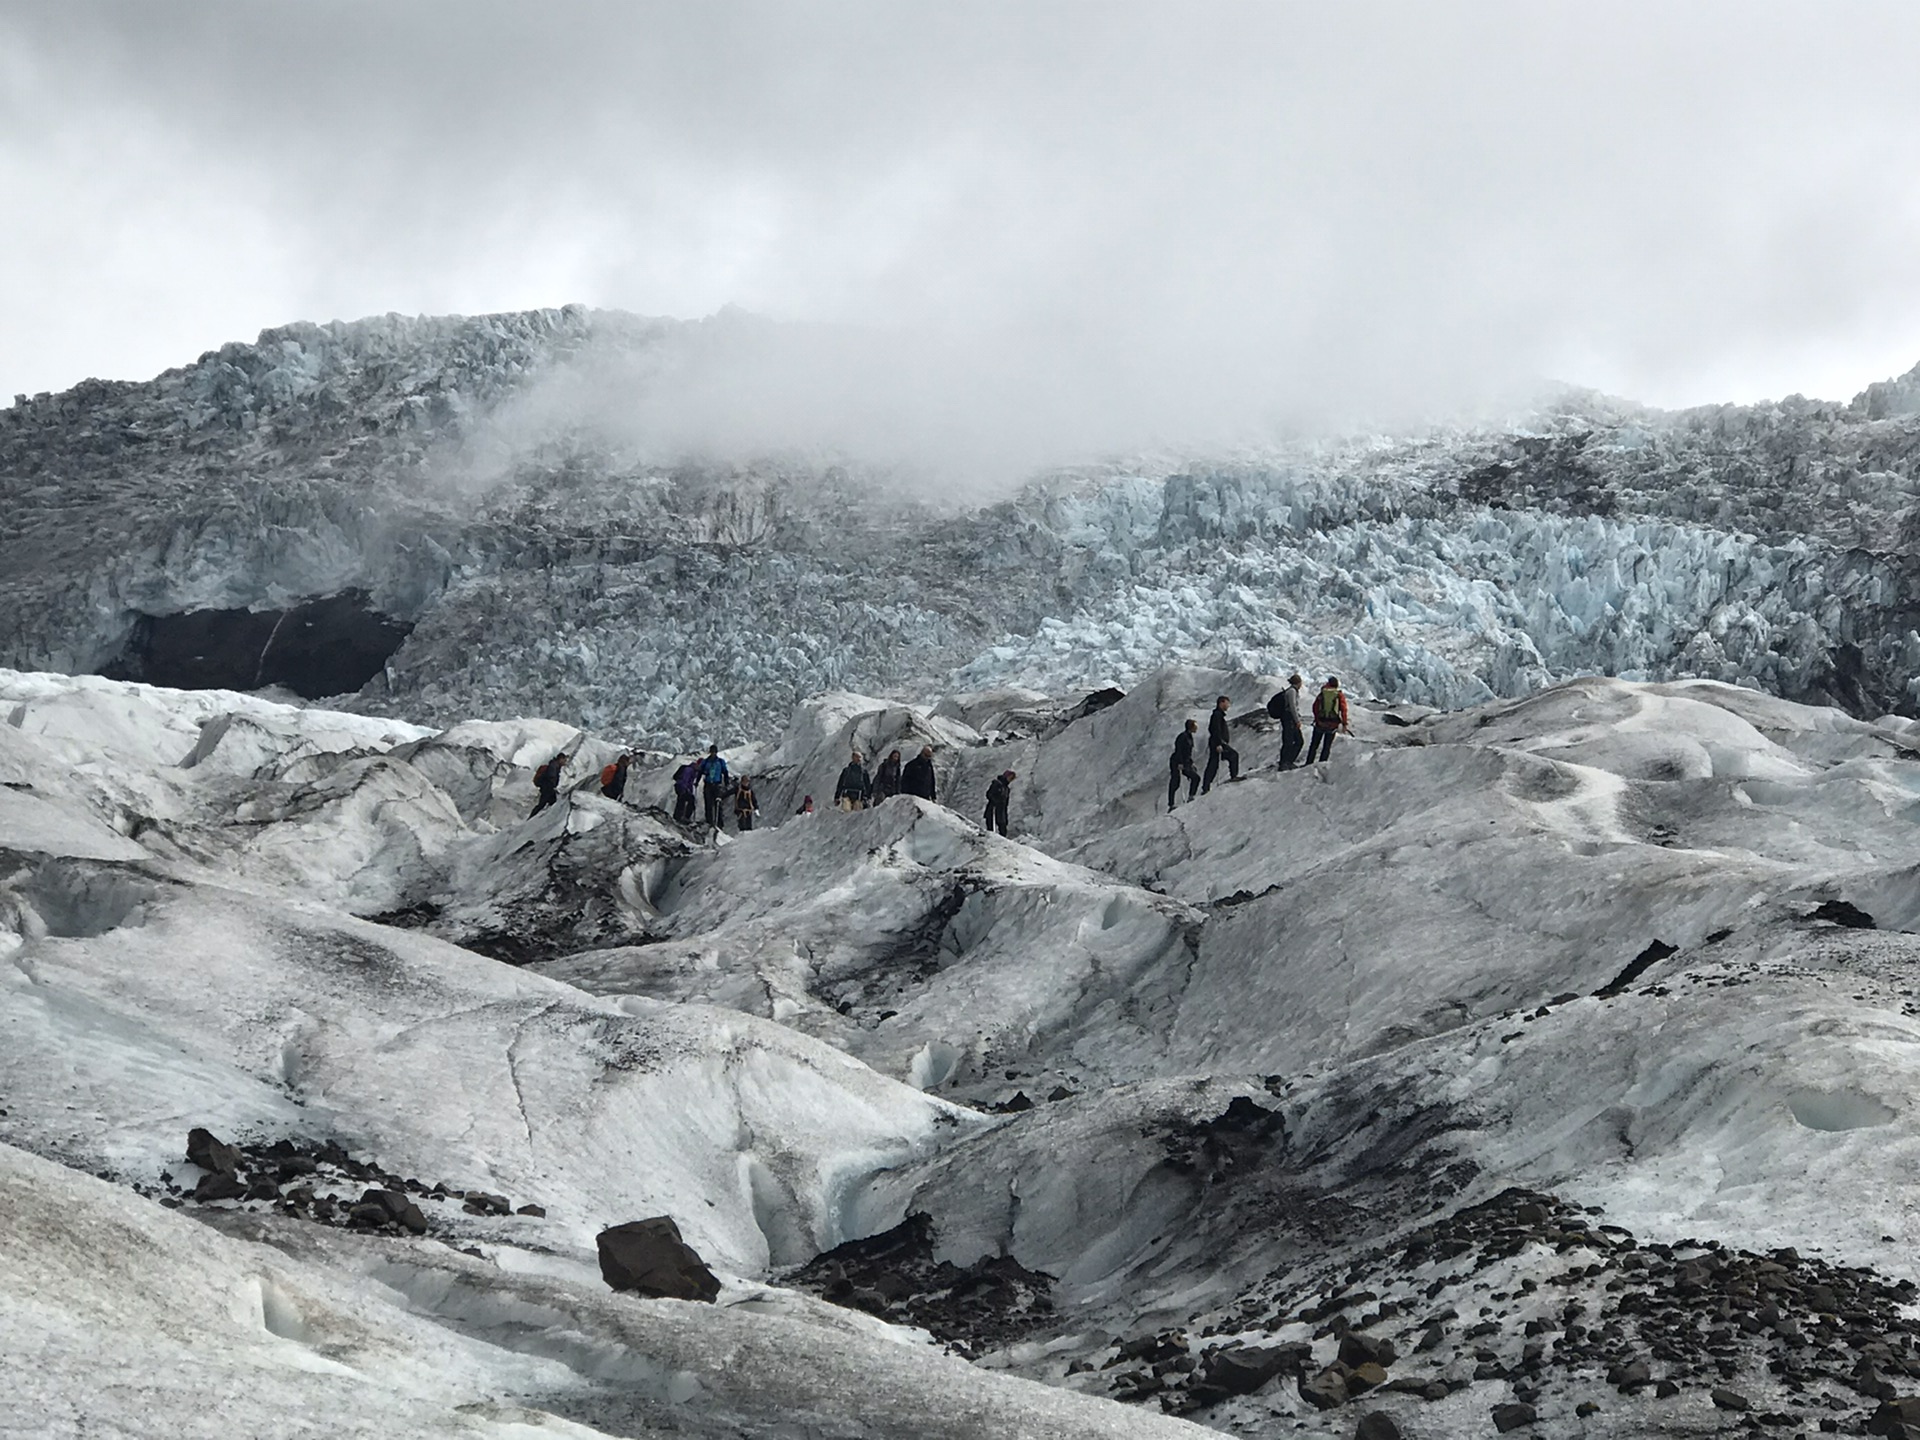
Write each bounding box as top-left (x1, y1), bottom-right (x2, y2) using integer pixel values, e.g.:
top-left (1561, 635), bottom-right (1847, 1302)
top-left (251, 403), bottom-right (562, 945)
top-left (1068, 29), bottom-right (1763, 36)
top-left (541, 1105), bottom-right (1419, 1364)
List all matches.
top-left (784, 1213), bottom-right (1056, 1357)
top-left (596, 1217), bottom-right (721, 1302)
top-left (1299, 1367), bottom-right (1349, 1410)
top-left (1868, 1397), bottom-right (1920, 1435)
top-left (1183, 1342), bottom-right (1313, 1407)
top-left (1491, 1400), bottom-right (1537, 1431)
top-left (162, 1129), bottom-right (541, 1239)
top-left (1094, 1185), bottom-right (1920, 1430)
top-left (186, 1126), bottom-right (241, 1178)
top-left (1354, 1413), bottom-right (1403, 1440)
top-left (1162, 1093), bottom-right (1285, 1185)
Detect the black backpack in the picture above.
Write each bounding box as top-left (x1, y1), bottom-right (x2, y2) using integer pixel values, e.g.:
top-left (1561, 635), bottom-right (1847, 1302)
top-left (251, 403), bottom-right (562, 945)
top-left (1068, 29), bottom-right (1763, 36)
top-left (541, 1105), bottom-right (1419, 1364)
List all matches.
top-left (1266, 692), bottom-right (1286, 719)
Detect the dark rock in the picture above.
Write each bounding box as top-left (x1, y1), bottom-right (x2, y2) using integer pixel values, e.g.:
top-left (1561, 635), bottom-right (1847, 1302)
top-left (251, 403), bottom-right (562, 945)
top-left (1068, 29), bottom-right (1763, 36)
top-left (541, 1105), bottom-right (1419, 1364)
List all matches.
top-left (348, 1203), bottom-right (391, 1227)
top-left (1201, 1343), bottom-right (1309, 1396)
top-left (1339, 1332), bottom-right (1399, 1369)
top-left (186, 1127), bottom-right (241, 1177)
top-left (193, 1171), bottom-right (246, 1202)
top-left (1608, 1358), bottom-right (1652, 1390)
top-left (1868, 1398), bottom-right (1920, 1435)
top-left (1575, 1400), bottom-right (1601, 1417)
top-left (1710, 1387), bottom-right (1753, 1411)
top-left (1491, 1402), bottom-right (1537, 1432)
top-left (1300, 1367), bottom-right (1349, 1410)
top-left (244, 1176), bottom-right (281, 1201)
top-left (1655, 1379), bottom-right (1681, 1398)
top-left (1348, 1362), bottom-right (1388, 1393)
top-left (358, 1188), bottom-right (411, 1221)
top-left (1415, 1323), bottom-right (1446, 1353)
top-left (596, 1217), bottom-right (720, 1302)
top-left (276, 1156), bottom-right (318, 1179)
top-left (1355, 1414), bottom-right (1403, 1440)
top-left (515, 1203), bottom-right (547, 1217)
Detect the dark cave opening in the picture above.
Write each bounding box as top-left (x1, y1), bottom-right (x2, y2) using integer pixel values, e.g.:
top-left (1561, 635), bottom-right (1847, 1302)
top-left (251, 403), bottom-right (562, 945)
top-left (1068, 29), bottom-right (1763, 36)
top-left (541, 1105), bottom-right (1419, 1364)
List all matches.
top-left (97, 590), bottom-right (413, 700)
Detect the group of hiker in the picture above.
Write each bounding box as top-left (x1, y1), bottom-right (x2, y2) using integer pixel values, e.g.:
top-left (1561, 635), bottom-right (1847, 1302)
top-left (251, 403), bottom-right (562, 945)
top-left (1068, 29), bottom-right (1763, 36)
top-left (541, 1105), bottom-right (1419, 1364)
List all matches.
top-left (531, 672), bottom-right (1355, 834)
top-left (668, 745), bottom-right (761, 831)
top-left (1167, 674), bottom-right (1351, 811)
top-left (830, 745), bottom-right (939, 809)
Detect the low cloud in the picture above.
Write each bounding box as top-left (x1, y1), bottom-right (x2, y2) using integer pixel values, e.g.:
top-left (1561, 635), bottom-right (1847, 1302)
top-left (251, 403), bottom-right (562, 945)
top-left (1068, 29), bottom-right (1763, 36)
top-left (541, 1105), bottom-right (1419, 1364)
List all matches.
top-left (6, 2), bottom-right (1920, 468)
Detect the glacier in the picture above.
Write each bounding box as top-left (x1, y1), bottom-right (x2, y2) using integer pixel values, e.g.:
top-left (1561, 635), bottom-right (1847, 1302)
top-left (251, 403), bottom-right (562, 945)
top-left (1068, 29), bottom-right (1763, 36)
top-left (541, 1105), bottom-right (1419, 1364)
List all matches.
top-left (6, 308), bottom-right (1920, 748)
top-left (11, 660), bottom-right (1920, 1437)
top-left (12, 309), bottom-right (1920, 1437)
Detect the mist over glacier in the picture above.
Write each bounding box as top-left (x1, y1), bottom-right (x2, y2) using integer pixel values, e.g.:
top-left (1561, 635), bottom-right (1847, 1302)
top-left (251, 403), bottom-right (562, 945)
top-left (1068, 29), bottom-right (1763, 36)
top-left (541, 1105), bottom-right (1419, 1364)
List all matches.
top-left (13, 6), bottom-right (1920, 1437)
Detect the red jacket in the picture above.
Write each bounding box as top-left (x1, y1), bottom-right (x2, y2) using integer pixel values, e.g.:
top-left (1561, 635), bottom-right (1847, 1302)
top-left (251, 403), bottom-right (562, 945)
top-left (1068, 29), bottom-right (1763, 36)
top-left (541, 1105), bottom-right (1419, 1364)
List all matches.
top-left (1312, 686), bottom-right (1349, 731)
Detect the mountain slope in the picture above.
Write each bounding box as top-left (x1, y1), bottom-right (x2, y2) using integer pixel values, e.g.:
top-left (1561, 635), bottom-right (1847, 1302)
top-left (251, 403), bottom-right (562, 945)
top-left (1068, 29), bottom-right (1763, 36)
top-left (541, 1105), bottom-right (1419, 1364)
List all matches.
top-left (8, 310), bottom-right (1920, 745)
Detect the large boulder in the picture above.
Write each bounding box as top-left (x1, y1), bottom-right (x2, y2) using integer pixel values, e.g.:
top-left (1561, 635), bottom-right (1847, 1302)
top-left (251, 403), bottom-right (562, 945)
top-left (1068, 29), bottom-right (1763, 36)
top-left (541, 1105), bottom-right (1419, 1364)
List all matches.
top-left (596, 1217), bottom-right (720, 1302)
top-left (185, 1127), bottom-right (240, 1178)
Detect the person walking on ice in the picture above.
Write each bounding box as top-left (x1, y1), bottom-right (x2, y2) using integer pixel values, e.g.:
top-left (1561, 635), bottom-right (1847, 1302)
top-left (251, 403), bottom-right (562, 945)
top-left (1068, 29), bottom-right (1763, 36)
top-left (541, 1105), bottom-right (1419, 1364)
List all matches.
top-left (1168, 719), bottom-right (1201, 812)
top-left (1271, 673), bottom-right (1305, 770)
top-left (873, 748), bottom-right (903, 802)
top-left (599, 752), bottom-right (631, 801)
top-left (733, 775), bottom-right (760, 832)
top-left (671, 758), bottom-right (700, 824)
top-left (901, 745), bottom-right (938, 802)
top-left (698, 744), bottom-right (730, 827)
top-left (983, 770), bottom-right (1016, 836)
top-left (835, 751), bottom-right (872, 811)
top-left (1201, 695), bottom-right (1241, 792)
top-left (530, 751), bottom-right (568, 816)
top-left (1306, 676), bottom-right (1351, 764)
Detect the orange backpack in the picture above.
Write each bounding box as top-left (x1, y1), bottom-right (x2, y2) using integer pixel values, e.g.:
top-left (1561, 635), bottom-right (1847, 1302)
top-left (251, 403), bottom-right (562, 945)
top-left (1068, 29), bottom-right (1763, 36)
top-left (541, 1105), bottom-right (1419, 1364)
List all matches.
top-left (600, 762), bottom-right (619, 787)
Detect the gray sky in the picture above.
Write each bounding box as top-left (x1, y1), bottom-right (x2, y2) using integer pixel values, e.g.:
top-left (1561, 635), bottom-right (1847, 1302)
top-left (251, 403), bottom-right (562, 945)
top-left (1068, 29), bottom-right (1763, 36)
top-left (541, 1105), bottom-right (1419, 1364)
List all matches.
top-left (5, 2), bottom-right (1920, 457)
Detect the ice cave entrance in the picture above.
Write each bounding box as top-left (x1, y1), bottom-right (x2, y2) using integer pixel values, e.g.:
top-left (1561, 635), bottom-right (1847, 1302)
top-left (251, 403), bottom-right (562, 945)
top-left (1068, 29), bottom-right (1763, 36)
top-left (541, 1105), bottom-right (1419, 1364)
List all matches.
top-left (98, 590), bottom-right (412, 700)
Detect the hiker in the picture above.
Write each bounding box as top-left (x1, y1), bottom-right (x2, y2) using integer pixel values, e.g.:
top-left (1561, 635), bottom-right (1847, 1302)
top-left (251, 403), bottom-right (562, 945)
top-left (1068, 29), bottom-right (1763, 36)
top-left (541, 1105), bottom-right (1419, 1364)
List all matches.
top-left (898, 744), bottom-right (936, 802)
top-left (983, 769), bottom-right (1015, 836)
top-left (599, 751), bottom-right (631, 801)
top-left (530, 751), bottom-right (567, 816)
top-left (874, 749), bottom-right (903, 802)
top-left (797, 794), bottom-right (816, 817)
top-left (1167, 720), bottom-right (1201, 812)
top-left (835, 751), bottom-right (872, 811)
top-left (671, 758), bottom-right (700, 824)
top-left (699, 744), bottom-right (730, 827)
top-left (1270, 673), bottom-right (1305, 770)
top-left (1201, 695), bottom-right (1241, 792)
top-left (733, 776), bottom-right (760, 832)
top-left (1306, 676), bottom-right (1351, 764)
top-left (901, 744), bottom-right (937, 802)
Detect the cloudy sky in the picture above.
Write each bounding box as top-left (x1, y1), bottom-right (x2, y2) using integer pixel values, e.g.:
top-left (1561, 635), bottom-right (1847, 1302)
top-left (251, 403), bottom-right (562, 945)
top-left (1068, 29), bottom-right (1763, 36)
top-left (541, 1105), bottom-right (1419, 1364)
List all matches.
top-left (5, 2), bottom-right (1920, 448)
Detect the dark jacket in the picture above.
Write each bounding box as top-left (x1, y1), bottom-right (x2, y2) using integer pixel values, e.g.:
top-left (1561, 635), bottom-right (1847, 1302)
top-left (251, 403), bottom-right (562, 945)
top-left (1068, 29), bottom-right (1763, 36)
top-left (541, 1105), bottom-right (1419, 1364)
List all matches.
top-left (673, 761), bottom-right (700, 795)
top-left (835, 761), bottom-right (871, 803)
top-left (1170, 729), bottom-right (1196, 770)
top-left (986, 773), bottom-right (1012, 809)
top-left (901, 755), bottom-right (937, 801)
top-left (1208, 708), bottom-right (1232, 750)
top-left (874, 755), bottom-right (903, 798)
